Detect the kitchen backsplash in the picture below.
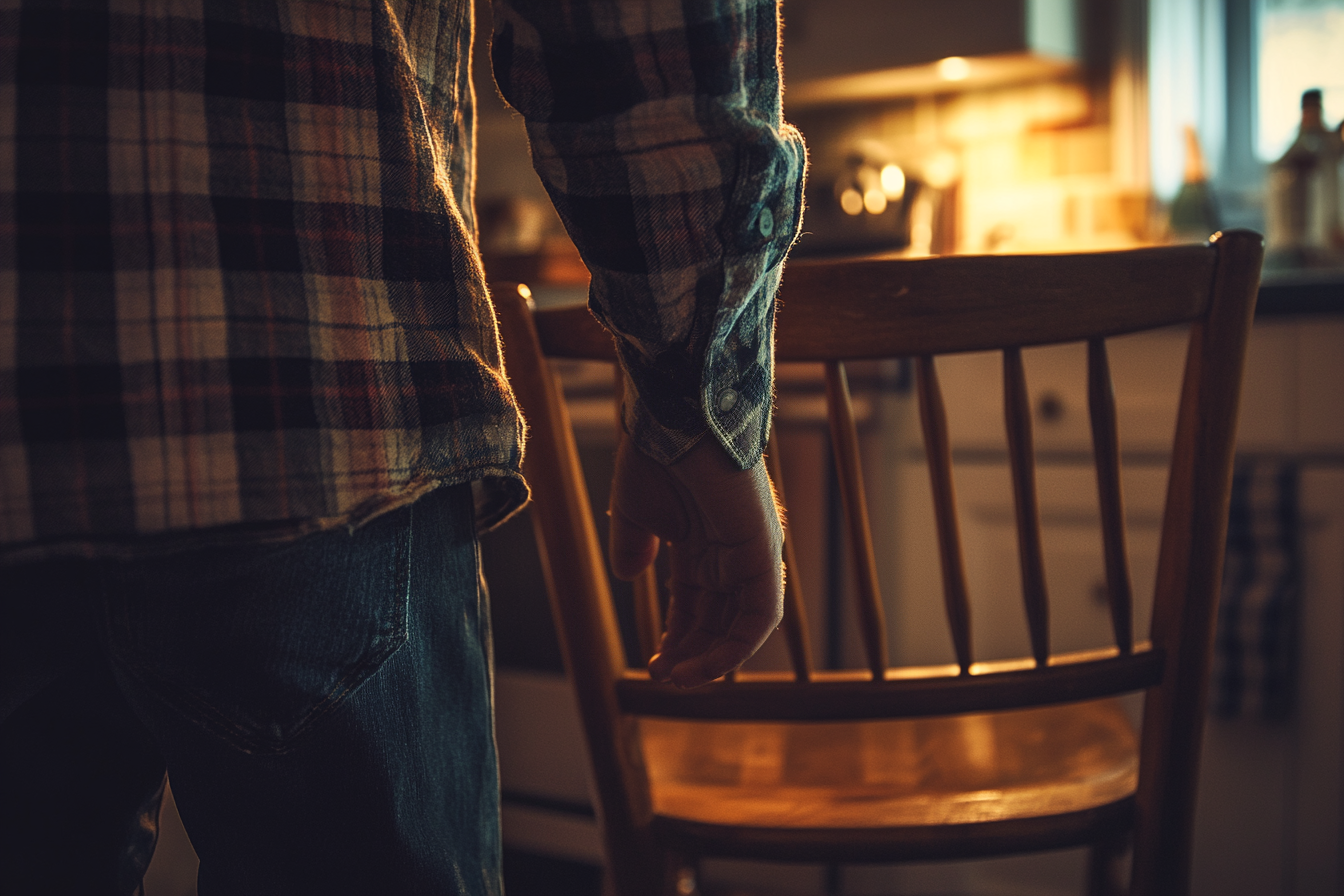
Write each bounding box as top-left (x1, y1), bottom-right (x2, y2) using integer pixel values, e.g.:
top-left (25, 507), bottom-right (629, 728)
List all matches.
top-left (790, 73), bottom-right (1157, 257)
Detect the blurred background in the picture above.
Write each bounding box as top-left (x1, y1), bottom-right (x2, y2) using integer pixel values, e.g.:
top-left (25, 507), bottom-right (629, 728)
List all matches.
top-left (477, 0), bottom-right (1344, 278)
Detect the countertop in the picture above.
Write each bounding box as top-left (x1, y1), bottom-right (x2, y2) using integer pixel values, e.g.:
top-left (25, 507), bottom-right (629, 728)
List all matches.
top-left (1257, 267), bottom-right (1344, 316)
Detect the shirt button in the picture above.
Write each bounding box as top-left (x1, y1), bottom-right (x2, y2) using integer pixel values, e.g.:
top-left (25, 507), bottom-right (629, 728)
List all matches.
top-left (717, 388), bottom-right (739, 414)
top-left (756, 207), bottom-right (774, 238)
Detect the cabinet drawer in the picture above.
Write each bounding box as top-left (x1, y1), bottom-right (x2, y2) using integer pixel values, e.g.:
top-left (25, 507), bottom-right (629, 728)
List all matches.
top-left (1235, 321), bottom-right (1296, 453)
top-left (1298, 318), bottom-right (1344, 452)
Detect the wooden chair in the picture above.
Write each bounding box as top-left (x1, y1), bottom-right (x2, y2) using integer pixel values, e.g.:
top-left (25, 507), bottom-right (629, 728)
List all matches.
top-left (492, 229), bottom-right (1263, 896)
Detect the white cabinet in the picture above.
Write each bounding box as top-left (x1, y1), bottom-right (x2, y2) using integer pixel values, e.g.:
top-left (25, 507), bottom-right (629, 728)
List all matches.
top-left (870, 333), bottom-right (1182, 672)
top-left (1188, 319), bottom-right (1344, 896)
top-left (490, 318), bottom-right (1344, 896)
top-left (860, 318), bottom-right (1344, 896)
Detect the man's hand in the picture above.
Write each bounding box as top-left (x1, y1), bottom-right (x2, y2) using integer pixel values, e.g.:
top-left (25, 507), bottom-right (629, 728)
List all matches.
top-left (608, 434), bottom-right (785, 689)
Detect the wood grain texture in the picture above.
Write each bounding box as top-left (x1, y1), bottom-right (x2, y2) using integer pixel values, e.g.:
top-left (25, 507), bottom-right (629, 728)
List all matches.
top-left (640, 699), bottom-right (1137, 831)
top-left (766, 430), bottom-right (815, 682)
top-left (1131, 230), bottom-right (1264, 895)
top-left (653, 799), bottom-right (1135, 864)
top-left (776, 245), bottom-right (1216, 360)
top-left (825, 361), bottom-right (888, 678)
top-left (917, 356), bottom-right (975, 673)
top-left (614, 365), bottom-right (665, 665)
top-left (615, 646), bottom-right (1165, 720)
top-left (494, 284), bottom-right (662, 896)
top-left (1088, 338), bottom-right (1135, 654)
top-left (1003, 347), bottom-right (1051, 667)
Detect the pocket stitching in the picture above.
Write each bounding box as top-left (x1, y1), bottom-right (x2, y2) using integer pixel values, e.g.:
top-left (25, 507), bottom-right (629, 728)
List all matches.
top-left (105, 526), bottom-right (413, 755)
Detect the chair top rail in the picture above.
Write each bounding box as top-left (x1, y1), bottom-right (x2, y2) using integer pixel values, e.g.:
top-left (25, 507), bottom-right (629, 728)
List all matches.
top-left (776, 244), bottom-right (1217, 360)
top-left (526, 243), bottom-right (1220, 365)
top-left (616, 645), bottom-right (1165, 721)
top-left (533, 303), bottom-right (619, 361)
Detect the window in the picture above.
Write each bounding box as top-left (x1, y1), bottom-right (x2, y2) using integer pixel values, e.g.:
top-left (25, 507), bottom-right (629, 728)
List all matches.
top-left (1257, 0), bottom-right (1344, 160)
top-left (1149, 0), bottom-right (1227, 200)
top-left (1148, 0), bottom-right (1341, 202)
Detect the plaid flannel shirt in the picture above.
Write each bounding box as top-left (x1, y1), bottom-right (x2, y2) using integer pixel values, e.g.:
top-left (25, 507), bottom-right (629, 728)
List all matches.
top-left (0, 0), bottom-right (805, 561)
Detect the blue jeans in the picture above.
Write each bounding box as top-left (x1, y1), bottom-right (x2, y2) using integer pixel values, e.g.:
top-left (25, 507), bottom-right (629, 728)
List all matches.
top-left (0, 484), bottom-right (501, 896)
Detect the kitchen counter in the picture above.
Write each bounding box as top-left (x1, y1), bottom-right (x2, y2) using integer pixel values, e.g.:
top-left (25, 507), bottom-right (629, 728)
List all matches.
top-left (1257, 267), bottom-right (1344, 316)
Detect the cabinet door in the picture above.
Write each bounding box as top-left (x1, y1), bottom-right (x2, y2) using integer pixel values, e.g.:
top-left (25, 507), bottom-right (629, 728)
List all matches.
top-left (885, 455), bottom-right (1165, 667)
top-left (928, 336), bottom-right (1189, 456)
top-left (957, 464), bottom-right (1164, 661)
top-left (1297, 319), bottom-right (1344, 452)
top-left (1289, 468), bottom-right (1344, 896)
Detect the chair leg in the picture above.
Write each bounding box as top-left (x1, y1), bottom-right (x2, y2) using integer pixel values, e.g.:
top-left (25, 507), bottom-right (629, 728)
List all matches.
top-left (603, 857), bottom-right (684, 896)
top-left (663, 849), bottom-right (698, 896)
top-left (1087, 832), bottom-right (1132, 896)
top-left (823, 862), bottom-right (843, 896)
top-left (604, 847), bottom-right (680, 896)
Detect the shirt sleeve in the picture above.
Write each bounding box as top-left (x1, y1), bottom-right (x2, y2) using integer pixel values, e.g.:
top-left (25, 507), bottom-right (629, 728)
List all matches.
top-left (490, 0), bottom-right (806, 469)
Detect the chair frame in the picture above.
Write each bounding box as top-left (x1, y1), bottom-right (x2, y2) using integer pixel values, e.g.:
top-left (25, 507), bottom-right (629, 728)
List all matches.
top-left (493, 229), bottom-right (1264, 896)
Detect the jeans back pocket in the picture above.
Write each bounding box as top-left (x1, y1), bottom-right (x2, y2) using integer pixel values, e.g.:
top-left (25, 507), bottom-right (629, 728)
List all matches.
top-left (106, 505), bottom-right (414, 754)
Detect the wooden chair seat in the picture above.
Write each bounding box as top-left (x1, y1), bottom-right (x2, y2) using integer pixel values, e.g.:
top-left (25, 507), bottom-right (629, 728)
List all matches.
top-left (643, 697), bottom-right (1136, 861)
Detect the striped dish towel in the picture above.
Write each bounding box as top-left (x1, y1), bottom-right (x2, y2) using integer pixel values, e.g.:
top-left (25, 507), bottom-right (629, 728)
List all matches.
top-left (1212, 459), bottom-right (1302, 720)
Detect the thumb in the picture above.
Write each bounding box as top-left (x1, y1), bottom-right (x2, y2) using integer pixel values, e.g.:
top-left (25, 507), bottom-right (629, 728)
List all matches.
top-left (608, 435), bottom-right (690, 581)
top-left (609, 503), bottom-right (659, 581)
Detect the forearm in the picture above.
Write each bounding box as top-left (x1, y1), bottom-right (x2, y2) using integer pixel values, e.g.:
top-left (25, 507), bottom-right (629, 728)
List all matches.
top-left (491, 0), bottom-right (806, 469)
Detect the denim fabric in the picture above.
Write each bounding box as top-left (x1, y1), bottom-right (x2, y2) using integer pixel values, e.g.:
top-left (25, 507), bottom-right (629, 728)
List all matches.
top-left (0, 484), bottom-right (501, 896)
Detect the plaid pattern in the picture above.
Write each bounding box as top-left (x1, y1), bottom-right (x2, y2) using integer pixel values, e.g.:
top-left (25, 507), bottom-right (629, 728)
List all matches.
top-left (493, 0), bottom-right (805, 467)
top-left (1, 0), bottom-right (522, 560)
top-left (1213, 459), bottom-right (1302, 720)
top-left (1, 0), bottom-right (804, 560)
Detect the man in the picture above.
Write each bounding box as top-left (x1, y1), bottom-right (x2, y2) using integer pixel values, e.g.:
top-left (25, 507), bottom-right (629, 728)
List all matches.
top-left (0, 1), bottom-right (803, 892)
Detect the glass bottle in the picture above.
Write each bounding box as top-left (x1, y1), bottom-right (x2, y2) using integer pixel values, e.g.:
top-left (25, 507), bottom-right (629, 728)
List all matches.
top-left (1169, 125), bottom-right (1220, 242)
top-left (1266, 89), bottom-right (1343, 268)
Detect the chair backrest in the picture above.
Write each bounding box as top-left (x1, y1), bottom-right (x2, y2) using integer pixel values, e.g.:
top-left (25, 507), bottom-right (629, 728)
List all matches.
top-left (492, 229), bottom-right (1263, 895)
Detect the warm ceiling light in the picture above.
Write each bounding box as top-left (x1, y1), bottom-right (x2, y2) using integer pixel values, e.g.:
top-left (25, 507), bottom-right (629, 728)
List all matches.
top-left (863, 188), bottom-right (888, 215)
top-left (923, 151), bottom-right (960, 189)
top-left (879, 164), bottom-right (906, 199)
top-left (840, 188), bottom-right (864, 216)
top-left (937, 56), bottom-right (970, 81)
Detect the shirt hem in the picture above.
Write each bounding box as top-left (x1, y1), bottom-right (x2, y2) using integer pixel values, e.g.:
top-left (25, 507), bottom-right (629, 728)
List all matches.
top-left (0, 467), bottom-right (530, 566)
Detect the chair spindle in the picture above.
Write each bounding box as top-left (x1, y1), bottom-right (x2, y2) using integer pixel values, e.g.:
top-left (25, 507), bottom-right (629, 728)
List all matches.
top-left (615, 366), bottom-right (665, 663)
top-left (915, 356), bottom-right (974, 673)
top-left (1086, 338), bottom-right (1135, 653)
top-left (766, 431), bottom-right (816, 681)
top-left (824, 361), bottom-right (888, 679)
top-left (632, 567), bottom-right (663, 664)
top-left (1003, 348), bottom-right (1051, 667)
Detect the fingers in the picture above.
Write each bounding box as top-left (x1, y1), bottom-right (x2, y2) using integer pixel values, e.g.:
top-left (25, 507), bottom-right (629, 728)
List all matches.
top-left (613, 433), bottom-right (785, 687)
top-left (648, 565), bottom-right (784, 688)
top-left (648, 618), bottom-right (774, 688)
